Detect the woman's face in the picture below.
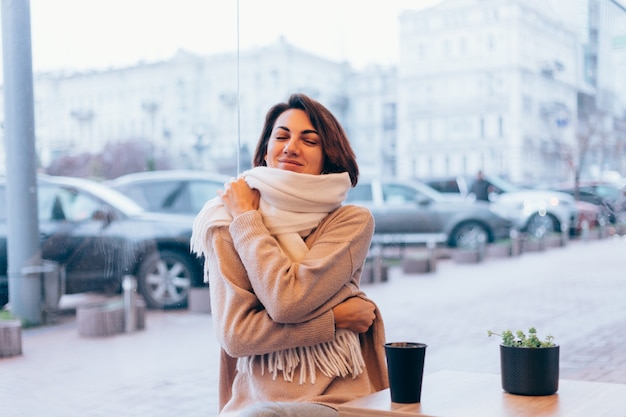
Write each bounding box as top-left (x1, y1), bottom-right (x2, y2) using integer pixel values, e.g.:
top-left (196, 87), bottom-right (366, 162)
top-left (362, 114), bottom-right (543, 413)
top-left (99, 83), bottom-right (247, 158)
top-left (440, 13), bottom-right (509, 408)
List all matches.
top-left (264, 109), bottom-right (325, 175)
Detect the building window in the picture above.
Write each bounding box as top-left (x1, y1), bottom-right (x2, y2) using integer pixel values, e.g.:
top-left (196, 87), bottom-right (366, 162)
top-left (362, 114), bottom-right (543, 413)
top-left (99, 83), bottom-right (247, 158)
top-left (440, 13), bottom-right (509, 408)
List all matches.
top-left (523, 95), bottom-right (532, 114)
top-left (459, 37), bottom-right (467, 55)
top-left (383, 103), bottom-right (396, 131)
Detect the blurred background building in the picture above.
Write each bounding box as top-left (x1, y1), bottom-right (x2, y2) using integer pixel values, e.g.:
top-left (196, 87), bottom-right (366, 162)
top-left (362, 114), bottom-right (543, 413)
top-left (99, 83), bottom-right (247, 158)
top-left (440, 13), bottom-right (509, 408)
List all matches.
top-left (0, 0), bottom-right (625, 185)
top-left (395, 0), bottom-right (626, 184)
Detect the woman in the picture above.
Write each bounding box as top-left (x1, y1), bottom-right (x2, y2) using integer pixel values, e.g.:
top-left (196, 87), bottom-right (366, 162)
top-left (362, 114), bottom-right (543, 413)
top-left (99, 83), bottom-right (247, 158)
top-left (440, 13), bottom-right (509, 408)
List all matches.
top-left (191, 93), bottom-right (388, 417)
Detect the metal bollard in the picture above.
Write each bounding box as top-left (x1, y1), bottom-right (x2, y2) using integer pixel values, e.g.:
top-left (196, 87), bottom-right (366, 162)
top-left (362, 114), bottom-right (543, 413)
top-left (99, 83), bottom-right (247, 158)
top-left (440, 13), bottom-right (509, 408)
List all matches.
top-left (122, 275), bottom-right (137, 332)
top-left (477, 234), bottom-right (487, 262)
top-left (371, 243), bottom-right (384, 282)
top-left (510, 229), bottom-right (521, 256)
top-left (581, 220), bottom-right (589, 242)
top-left (426, 240), bottom-right (437, 272)
top-left (560, 222), bottom-right (569, 246)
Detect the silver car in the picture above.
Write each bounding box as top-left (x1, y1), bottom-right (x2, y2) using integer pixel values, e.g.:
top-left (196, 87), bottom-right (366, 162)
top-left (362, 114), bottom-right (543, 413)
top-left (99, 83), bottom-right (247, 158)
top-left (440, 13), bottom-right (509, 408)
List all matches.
top-left (345, 178), bottom-right (514, 249)
top-left (424, 175), bottom-right (578, 238)
top-left (107, 170), bottom-right (228, 215)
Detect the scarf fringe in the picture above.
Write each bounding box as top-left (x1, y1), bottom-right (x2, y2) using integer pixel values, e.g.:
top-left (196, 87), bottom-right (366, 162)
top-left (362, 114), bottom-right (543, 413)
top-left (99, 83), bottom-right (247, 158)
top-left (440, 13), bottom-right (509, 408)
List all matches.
top-left (236, 329), bottom-right (364, 385)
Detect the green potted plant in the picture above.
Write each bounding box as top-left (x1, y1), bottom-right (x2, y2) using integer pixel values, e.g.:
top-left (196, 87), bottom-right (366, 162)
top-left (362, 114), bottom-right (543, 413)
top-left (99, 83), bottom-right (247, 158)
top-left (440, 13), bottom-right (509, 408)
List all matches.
top-left (488, 327), bottom-right (559, 396)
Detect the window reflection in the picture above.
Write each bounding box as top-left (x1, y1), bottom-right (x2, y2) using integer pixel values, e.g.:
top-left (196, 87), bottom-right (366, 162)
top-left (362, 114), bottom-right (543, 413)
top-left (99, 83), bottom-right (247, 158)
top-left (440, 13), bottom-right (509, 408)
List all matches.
top-left (0, 1), bottom-right (622, 184)
top-left (1, 3), bottom-right (625, 415)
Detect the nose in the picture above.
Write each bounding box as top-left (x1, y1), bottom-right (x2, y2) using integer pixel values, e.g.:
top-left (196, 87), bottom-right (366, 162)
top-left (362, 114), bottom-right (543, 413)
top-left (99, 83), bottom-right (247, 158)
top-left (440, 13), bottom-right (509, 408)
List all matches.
top-left (282, 139), bottom-right (298, 154)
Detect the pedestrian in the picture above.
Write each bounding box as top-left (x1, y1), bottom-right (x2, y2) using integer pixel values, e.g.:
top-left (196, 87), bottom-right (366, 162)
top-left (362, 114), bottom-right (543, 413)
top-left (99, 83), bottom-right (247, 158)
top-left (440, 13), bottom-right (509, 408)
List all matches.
top-left (470, 170), bottom-right (492, 202)
top-left (191, 93), bottom-right (388, 417)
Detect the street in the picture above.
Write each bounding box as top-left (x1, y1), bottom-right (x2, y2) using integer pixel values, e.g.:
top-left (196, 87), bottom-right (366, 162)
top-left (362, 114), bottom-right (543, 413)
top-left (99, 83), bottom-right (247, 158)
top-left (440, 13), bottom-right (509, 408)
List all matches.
top-left (1, 235), bottom-right (625, 417)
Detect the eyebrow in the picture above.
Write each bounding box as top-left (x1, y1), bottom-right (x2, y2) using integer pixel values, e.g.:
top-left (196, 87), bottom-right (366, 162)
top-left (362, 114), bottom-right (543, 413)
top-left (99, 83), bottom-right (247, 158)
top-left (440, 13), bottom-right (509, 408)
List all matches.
top-left (274, 126), bottom-right (319, 135)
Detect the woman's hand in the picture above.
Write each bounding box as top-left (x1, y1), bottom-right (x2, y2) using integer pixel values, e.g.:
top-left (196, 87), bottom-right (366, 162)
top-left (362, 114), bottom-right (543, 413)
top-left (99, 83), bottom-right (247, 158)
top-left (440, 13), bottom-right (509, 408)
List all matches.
top-left (218, 177), bottom-right (260, 217)
top-left (332, 297), bottom-right (376, 333)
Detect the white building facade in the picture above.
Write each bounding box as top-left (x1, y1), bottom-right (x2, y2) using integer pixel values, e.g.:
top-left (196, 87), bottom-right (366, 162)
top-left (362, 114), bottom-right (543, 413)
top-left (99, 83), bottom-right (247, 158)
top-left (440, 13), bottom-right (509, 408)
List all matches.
top-left (345, 65), bottom-right (398, 178)
top-left (29, 38), bottom-right (351, 175)
top-left (395, 0), bottom-right (585, 184)
top-left (1, 1), bottom-right (624, 183)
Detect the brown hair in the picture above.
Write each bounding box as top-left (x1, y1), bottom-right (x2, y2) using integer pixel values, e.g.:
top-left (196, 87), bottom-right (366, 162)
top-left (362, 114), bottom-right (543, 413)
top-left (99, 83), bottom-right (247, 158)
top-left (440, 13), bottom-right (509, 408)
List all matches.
top-left (252, 93), bottom-right (359, 186)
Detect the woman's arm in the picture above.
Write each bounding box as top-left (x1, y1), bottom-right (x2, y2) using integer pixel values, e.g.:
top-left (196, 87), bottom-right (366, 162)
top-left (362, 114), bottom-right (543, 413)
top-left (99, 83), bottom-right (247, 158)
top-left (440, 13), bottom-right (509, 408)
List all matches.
top-left (208, 227), bottom-right (338, 358)
top-left (333, 296), bottom-right (376, 333)
top-left (229, 205), bottom-right (375, 324)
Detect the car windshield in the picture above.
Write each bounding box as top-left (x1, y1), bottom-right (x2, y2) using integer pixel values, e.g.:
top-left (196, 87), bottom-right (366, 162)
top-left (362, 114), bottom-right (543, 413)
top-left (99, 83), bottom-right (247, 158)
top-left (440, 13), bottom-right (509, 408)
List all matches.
top-left (486, 176), bottom-right (522, 193)
top-left (585, 185), bottom-right (622, 200)
top-left (43, 176), bottom-right (145, 216)
top-left (406, 180), bottom-right (445, 201)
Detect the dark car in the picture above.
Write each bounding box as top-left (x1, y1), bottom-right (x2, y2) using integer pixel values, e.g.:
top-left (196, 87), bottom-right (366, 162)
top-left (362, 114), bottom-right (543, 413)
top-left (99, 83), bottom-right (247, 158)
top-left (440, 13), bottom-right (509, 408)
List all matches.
top-left (107, 170), bottom-right (228, 215)
top-left (0, 175), bottom-right (204, 309)
top-left (556, 182), bottom-right (626, 225)
top-left (345, 178), bottom-right (514, 249)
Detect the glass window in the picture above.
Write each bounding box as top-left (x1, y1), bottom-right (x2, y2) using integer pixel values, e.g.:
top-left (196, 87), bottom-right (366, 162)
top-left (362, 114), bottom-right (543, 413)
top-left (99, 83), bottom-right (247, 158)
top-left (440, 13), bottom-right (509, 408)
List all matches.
top-left (345, 183), bottom-right (372, 203)
top-left (1, 2), bottom-right (626, 414)
top-left (0, 186), bottom-right (5, 222)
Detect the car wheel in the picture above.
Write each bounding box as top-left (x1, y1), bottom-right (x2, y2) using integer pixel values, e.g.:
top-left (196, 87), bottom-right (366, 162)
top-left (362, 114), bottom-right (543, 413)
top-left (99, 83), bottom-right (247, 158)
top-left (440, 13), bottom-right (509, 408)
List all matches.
top-left (451, 222), bottom-right (489, 249)
top-left (525, 213), bottom-right (557, 238)
top-left (137, 249), bottom-right (195, 309)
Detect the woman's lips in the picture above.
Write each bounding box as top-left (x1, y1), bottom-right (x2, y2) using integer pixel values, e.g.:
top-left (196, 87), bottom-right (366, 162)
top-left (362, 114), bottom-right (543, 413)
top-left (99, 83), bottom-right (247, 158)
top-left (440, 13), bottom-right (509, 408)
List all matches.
top-left (278, 159), bottom-right (302, 166)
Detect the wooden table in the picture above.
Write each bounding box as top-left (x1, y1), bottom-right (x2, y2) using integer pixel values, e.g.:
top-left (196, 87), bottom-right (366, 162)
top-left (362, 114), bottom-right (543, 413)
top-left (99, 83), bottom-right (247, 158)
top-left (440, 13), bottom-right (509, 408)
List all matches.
top-left (338, 370), bottom-right (626, 417)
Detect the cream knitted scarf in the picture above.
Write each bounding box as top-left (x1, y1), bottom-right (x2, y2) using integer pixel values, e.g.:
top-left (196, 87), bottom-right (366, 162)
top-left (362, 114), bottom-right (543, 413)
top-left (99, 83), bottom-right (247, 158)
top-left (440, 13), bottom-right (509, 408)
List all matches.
top-left (190, 166), bottom-right (365, 384)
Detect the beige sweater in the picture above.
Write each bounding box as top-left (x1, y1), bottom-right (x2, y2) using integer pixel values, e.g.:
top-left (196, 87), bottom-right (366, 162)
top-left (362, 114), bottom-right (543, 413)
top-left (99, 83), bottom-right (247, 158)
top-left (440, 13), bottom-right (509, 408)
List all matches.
top-left (205, 204), bottom-right (388, 416)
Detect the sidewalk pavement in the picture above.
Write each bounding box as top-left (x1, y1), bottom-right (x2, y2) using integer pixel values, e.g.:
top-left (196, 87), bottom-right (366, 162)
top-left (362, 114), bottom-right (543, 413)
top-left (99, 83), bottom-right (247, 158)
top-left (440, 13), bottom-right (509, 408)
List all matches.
top-left (1, 235), bottom-right (625, 417)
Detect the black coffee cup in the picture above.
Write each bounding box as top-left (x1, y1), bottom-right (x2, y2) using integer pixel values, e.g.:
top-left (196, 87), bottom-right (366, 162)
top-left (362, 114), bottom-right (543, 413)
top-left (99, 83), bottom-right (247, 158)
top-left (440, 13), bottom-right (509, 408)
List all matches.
top-left (384, 342), bottom-right (427, 403)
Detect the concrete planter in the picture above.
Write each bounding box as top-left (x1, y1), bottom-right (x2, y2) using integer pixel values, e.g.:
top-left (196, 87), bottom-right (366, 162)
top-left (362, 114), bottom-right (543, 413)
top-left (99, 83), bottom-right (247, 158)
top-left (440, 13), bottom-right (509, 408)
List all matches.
top-left (487, 243), bottom-right (512, 258)
top-left (77, 298), bottom-right (145, 337)
top-left (523, 238), bottom-right (545, 253)
top-left (362, 261), bottom-right (388, 283)
top-left (402, 250), bottom-right (436, 274)
top-left (0, 320), bottom-right (23, 357)
top-left (77, 302), bottom-right (124, 337)
top-left (545, 234), bottom-right (564, 248)
top-left (453, 249), bottom-right (482, 264)
top-left (189, 287), bottom-right (212, 314)
top-left (402, 256), bottom-right (431, 273)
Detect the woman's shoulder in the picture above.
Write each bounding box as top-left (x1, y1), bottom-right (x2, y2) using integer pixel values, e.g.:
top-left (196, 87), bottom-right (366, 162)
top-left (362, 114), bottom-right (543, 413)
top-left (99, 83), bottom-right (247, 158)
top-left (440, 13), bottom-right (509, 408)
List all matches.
top-left (335, 204), bottom-right (372, 218)
top-left (326, 204), bottom-right (374, 228)
top-left (313, 204), bottom-right (374, 243)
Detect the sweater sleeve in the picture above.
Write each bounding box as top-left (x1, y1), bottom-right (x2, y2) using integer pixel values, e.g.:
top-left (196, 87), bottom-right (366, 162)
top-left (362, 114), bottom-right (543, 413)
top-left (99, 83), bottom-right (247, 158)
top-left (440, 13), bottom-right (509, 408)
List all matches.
top-left (207, 226), bottom-right (337, 358)
top-left (229, 205), bottom-right (375, 324)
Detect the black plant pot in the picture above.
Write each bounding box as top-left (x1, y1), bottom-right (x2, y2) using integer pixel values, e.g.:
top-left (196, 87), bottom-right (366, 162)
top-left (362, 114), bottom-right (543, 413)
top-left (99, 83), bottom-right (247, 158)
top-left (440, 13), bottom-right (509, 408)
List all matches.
top-left (500, 344), bottom-right (559, 396)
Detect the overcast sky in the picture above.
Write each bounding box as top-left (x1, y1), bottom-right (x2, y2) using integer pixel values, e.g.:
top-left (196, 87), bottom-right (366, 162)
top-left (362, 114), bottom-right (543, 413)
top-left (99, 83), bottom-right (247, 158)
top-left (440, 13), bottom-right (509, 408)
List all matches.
top-left (3, 0), bottom-right (624, 76)
top-left (17, 0), bottom-right (441, 73)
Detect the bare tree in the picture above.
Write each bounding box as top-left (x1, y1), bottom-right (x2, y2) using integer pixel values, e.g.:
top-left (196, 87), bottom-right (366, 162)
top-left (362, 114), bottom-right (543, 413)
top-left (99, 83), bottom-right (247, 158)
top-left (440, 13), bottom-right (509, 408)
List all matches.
top-left (568, 92), bottom-right (617, 198)
top-left (44, 139), bottom-right (171, 180)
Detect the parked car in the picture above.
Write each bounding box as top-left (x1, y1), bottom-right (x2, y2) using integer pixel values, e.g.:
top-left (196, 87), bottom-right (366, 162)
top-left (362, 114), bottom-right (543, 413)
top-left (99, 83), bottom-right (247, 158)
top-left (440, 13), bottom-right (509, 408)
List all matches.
top-left (555, 181), bottom-right (626, 226)
top-left (0, 175), bottom-right (204, 309)
top-left (108, 171), bottom-right (513, 250)
top-left (107, 169), bottom-right (228, 215)
top-left (422, 175), bottom-right (580, 237)
top-left (344, 178), bottom-right (514, 249)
